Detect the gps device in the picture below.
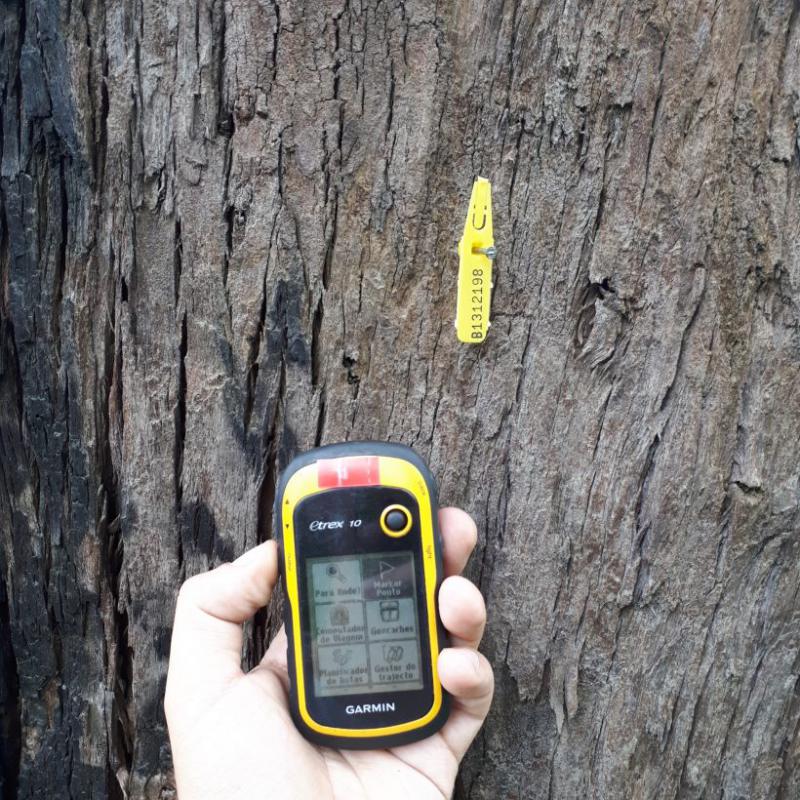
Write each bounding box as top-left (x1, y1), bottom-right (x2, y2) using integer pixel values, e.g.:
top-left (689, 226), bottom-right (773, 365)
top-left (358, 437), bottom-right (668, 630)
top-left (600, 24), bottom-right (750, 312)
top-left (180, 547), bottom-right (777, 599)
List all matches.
top-left (275, 442), bottom-right (449, 749)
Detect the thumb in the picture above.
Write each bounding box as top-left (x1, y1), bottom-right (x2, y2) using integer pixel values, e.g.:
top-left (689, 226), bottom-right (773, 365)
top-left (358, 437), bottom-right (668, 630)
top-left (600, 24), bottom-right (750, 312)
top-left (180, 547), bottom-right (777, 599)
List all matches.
top-left (165, 541), bottom-right (279, 716)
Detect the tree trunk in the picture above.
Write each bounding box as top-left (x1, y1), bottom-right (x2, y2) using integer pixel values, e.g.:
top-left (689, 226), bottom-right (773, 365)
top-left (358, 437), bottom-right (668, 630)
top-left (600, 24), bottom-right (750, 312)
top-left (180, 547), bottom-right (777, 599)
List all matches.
top-left (2, 0), bottom-right (799, 797)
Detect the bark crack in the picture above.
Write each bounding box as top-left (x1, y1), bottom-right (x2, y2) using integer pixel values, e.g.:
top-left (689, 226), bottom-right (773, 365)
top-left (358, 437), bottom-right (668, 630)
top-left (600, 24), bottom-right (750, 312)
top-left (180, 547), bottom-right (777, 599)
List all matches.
top-left (0, 528), bottom-right (21, 800)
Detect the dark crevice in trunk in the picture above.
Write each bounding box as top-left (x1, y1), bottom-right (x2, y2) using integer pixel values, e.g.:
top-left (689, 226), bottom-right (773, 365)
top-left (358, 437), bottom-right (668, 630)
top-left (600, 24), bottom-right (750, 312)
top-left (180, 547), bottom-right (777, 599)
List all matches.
top-left (634, 432), bottom-right (660, 537)
top-left (310, 296), bottom-right (324, 387)
top-left (172, 217), bottom-right (182, 309)
top-left (0, 292), bottom-right (24, 800)
top-left (53, 157), bottom-right (68, 359)
top-left (222, 193), bottom-right (234, 329)
top-left (270, 0), bottom-right (280, 77)
top-left (257, 365), bottom-right (285, 548)
top-left (216, 0), bottom-right (235, 339)
top-left (243, 278), bottom-right (268, 434)
top-left (251, 347), bottom-right (286, 663)
top-left (220, 133), bottom-right (235, 334)
top-left (321, 195), bottom-right (337, 291)
top-left (175, 309), bottom-right (187, 517)
top-left (0, 542), bottom-right (21, 800)
top-left (99, 239), bottom-right (131, 798)
top-left (173, 216), bottom-right (186, 527)
top-left (108, 513), bottom-right (133, 799)
top-left (103, 400), bottom-right (132, 800)
top-left (106, 762), bottom-right (124, 800)
top-left (314, 387), bottom-right (326, 447)
top-left (215, 0), bottom-right (232, 136)
top-left (250, 281), bottom-right (296, 660)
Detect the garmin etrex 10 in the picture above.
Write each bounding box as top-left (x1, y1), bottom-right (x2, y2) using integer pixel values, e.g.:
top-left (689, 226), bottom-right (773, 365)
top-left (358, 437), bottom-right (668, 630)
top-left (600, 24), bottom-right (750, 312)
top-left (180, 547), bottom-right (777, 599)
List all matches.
top-left (275, 441), bottom-right (449, 749)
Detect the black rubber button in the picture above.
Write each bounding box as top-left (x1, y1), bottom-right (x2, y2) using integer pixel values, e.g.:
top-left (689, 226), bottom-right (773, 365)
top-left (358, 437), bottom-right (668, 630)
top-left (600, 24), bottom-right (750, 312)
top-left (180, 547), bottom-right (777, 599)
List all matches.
top-left (385, 509), bottom-right (409, 532)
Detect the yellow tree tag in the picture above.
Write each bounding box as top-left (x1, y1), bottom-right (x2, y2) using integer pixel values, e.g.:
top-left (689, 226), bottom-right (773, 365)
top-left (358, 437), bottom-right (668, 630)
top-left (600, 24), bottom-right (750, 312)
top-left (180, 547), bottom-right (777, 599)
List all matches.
top-left (455, 177), bottom-right (495, 343)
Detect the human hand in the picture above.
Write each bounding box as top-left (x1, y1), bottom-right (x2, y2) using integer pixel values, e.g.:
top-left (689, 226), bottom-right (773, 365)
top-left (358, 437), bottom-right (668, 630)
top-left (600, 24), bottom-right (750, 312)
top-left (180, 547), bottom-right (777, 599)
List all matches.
top-left (164, 508), bottom-right (493, 800)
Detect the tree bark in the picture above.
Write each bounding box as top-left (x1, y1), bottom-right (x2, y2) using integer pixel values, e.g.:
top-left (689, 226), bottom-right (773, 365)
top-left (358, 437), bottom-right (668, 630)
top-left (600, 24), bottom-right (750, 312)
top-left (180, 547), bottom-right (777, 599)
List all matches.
top-left (1, 0), bottom-right (799, 798)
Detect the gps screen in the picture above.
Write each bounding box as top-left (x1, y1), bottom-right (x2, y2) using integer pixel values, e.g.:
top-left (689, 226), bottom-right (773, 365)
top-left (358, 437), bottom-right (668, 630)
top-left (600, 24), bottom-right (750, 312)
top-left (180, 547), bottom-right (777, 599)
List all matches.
top-left (306, 551), bottom-right (424, 697)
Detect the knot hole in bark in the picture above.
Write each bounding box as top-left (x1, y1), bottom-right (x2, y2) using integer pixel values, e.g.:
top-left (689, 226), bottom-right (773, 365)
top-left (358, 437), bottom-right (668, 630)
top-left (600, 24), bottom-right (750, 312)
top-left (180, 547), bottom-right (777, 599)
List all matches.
top-left (573, 277), bottom-right (615, 351)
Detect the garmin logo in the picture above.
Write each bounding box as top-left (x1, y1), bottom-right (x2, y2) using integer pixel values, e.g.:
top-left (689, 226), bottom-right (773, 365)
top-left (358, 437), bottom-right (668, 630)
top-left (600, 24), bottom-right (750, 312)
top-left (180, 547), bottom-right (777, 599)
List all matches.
top-left (345, 702), bottom-right (396, 715)
top-left (310, 520), bottom-right (345, 531)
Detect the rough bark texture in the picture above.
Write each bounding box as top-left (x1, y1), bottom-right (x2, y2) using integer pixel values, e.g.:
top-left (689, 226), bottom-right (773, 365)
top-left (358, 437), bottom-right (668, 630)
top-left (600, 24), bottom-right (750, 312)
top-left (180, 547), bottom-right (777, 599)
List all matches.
top-left (1, 0), bottom-right (800, 798)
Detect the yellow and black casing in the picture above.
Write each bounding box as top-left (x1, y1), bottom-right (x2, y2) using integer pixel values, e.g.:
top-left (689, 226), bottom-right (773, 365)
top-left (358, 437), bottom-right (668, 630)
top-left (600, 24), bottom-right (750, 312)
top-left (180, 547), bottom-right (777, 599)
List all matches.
top-left (275, 442), bottom-right (450, 749)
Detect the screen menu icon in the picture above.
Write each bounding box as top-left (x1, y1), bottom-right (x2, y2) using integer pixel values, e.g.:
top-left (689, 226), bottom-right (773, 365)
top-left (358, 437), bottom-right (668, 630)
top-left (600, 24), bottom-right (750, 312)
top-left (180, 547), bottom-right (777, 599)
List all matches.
top-left (308, 552), bottom-right (424, 697)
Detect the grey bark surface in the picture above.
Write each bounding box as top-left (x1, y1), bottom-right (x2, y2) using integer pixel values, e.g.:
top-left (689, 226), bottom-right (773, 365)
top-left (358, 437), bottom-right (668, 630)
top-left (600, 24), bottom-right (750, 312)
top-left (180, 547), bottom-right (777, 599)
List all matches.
top-left (1, 1), bottom-right (800, 798)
